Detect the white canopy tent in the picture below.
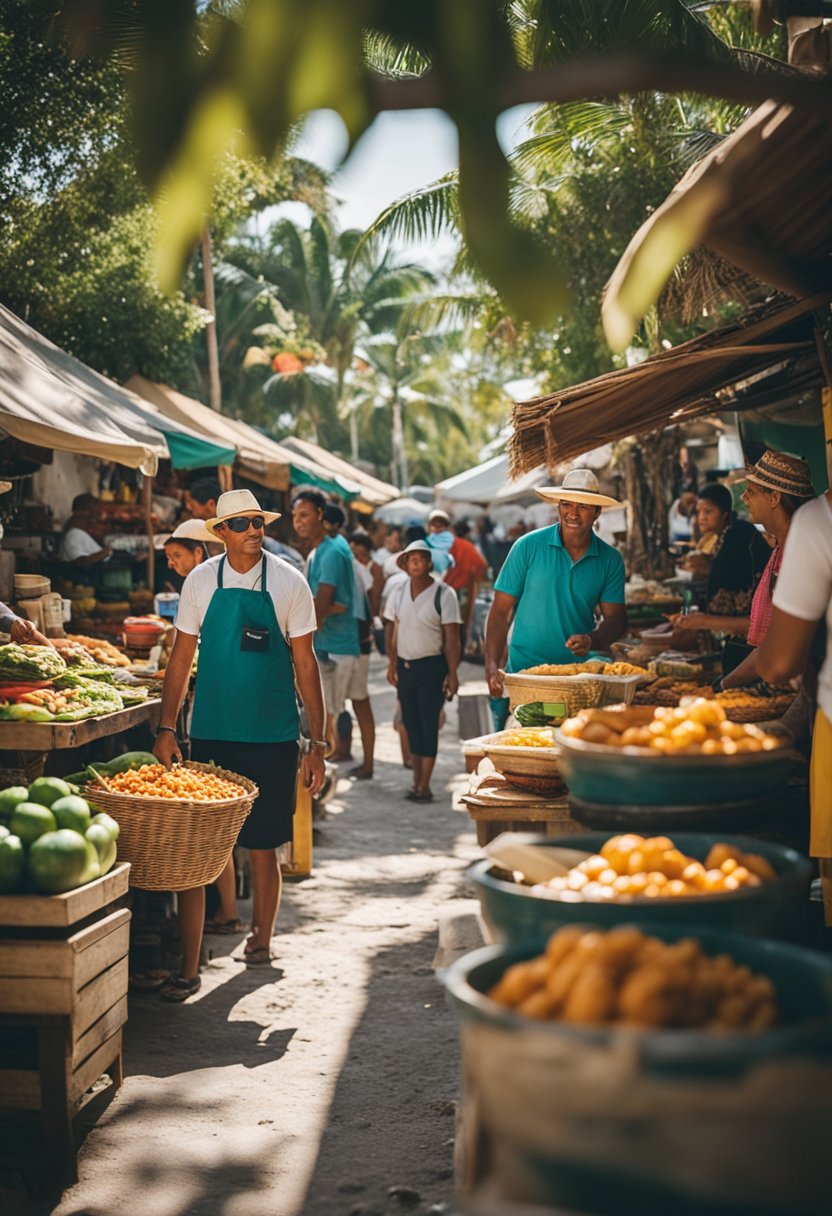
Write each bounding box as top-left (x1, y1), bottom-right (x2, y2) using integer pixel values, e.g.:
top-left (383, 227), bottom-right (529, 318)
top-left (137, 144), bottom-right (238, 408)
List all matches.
top-left (0, 303), bottom-right (159, 472)
top-left (435, 454), bottom-right (547, 506)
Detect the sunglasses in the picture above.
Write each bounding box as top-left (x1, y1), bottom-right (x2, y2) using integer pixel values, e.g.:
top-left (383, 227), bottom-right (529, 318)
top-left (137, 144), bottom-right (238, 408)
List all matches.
top-left (218, 515), bottom-right (265, 533)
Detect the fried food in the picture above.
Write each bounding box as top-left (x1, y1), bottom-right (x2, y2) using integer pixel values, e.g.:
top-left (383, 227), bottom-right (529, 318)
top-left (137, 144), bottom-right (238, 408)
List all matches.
top-left (487, 926), bottom-right (780, 1031)
top-left (101, 763), bottom-right (245, 801)
top-left (519, 660), bottom-right (649, 678)
top-left (563, 697), bottom-right (785, 755)
top-left (498, 729), bottom-right (556, 748)
top-left (529, 832), bottom-right (772, 902)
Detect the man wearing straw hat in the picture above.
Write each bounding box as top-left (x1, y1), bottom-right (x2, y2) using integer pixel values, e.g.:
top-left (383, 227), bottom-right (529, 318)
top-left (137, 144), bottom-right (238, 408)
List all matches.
top-left (485, 469), bottom-right (627, 714)
top-left (154, 489), bottom-right (326, 995)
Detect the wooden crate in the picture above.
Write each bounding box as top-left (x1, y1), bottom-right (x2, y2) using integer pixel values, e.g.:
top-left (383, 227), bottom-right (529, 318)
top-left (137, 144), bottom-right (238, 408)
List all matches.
top-left (0, 864), bottom-right (131, 1183)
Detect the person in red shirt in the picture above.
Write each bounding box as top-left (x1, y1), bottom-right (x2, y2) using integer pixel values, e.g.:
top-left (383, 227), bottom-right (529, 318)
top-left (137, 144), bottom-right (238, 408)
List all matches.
top-left (428, 510), bottom-right (488, 652)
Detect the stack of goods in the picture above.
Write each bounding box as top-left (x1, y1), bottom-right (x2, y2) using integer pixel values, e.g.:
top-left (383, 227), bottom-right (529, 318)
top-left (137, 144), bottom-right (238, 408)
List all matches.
top-left (560, 699), bottom-right (785, 755)
top-left (0, 643), bottom-right (150, 723)
top-left (487, 925), bottom-right (779, 1030)
top-left (634, 680), bottom-right (795, 722)
top-left (481, 727), bottom-right (565, 796)
top-left (0, 777), bottom-right (120, 894)
top-left (530, 833), bottom-right (775, 902)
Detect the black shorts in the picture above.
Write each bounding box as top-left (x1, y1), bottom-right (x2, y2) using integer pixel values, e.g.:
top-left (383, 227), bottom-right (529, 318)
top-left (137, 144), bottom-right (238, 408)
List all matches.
top-left (190, 738), bottom-right (299, 850)
top-left (397, 655), bottom-right (447, 758)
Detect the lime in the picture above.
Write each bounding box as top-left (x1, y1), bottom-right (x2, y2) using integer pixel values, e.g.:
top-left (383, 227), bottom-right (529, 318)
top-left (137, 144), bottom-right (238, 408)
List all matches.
top-left (10, 802), bottom-right (57, 847)
top-left (51, 795), bottom-right (91, 835)
top-left (27, 829), bottom-right (89, 894)
top-left (0, 834), bottom-right (24, 892)
top-left (0, 786), bottom-right (30, 823)
top-left (90, 812), bottom-right (120, 841)
top-left (85, 823), bottom-right (117, 875)
top-left (27, 776), bottom-right (72, 809)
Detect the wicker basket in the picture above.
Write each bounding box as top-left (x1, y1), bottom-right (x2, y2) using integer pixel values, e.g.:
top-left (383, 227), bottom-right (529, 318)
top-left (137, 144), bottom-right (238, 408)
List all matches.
top-left (485, 746), bottom-right (562, 779)
top-left (721, 695), bottom-right (795, 723)
top-left (500, 770), bottom-right (568, 796)
top-left (502, 673), bottom-right (605, 714)
top-left (84, 761), bottom-right (259, 891)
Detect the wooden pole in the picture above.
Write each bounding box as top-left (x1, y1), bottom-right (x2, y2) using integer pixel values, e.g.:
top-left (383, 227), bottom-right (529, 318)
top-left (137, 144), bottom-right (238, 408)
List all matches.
top-left (202, 228), bottom-right (222, 413)
top-left (143, 475), bottom-right (155, 594)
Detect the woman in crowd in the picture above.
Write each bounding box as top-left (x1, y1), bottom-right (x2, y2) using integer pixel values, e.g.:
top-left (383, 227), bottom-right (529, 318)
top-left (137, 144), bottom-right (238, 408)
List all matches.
top-left (756, 483), bottom-right (832, 922)
top-left (671, 482), bottom-right (770, 661)
top-left (384, 540), bottom-right (461, 803)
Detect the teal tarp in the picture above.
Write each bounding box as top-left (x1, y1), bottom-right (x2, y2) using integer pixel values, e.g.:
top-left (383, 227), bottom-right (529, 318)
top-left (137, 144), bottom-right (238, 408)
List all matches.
top-left (164, 430), bottom-right (236, 470)
top-left (289, 463), bottom-right (358, 501)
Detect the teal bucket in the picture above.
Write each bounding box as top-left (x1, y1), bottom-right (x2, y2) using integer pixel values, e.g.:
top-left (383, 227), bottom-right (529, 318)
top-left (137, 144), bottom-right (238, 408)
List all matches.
top-left (444, 927), bottom-right (832, 1215)
top-left (469, 832), bottom-right (813, 943)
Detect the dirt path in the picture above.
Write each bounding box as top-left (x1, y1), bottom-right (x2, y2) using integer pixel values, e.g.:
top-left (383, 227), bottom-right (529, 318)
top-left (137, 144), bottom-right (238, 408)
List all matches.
top-left (22, 660), bottom-right (485, 1216)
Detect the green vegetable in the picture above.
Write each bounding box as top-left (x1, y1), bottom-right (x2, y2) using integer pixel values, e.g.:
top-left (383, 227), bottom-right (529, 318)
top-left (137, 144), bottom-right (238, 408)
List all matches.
top-left (0, 786), bottom-right (30, 823)
top-left (95, 751), bottom-right (157, 776)
top-left (90, 811), bottom-right (120, 841)
top-left (514, 701), bottom-right (569, 727)
top-left (28, 776), bottom-right (72, 808)
top-left (52, 795), bottom-right (92, 834)
top-left (10, 802), bottom-right (57, 846)
top-left (28, 829), bottom-right (90, 894)
top-left (0, 833), bottom-right (24, 893)
top-left (86, 822), bottom-right (117, 874)
top-left (0, 643), bottom-right (66, 682)
top-left (54, 667), bottom-right (114, 687)
top-left (0, 703), bottom-right (53, 722)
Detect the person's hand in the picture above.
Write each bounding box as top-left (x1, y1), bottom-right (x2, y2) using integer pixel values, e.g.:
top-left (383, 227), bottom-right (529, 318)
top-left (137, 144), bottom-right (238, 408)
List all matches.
top-left (302, 748), bottom-right (325, 796)
top-left (565, 633), bottom-right (593, 657)
top-left (486, 664), bottom-right (504, 698)
top-left (153, 730), bottom-right (182, 768)
top-left (668, 613), bottom-right (713, 633)
top-left (443, 671), bottom-right (459, 701)
top-left (387, 663), bottom-right (398, 688)
top-left (10, 618), bottom-right (36, 645)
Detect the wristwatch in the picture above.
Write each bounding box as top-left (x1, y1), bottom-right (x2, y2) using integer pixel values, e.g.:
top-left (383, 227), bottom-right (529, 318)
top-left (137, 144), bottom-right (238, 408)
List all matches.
top-left (156, 725), bottom-right (178, 737)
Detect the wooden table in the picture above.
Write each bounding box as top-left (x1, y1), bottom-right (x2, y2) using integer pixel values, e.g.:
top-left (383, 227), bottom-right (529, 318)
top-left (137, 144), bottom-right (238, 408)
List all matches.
top-left (0, 864), bottom-right (131, 1186)
top-left (460, 762), bottom-right (582, 845)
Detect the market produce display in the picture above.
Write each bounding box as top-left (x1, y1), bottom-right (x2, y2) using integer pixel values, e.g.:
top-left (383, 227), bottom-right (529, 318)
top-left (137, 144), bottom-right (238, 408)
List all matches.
top-left (560, 699), bottom-right (786, 755)
top-left (94, 763), bottom-right (246, 802)
top-left (58, 635), bottom-right (132, 668)
top-left (0, 642), bottom-right (152, 722)
top-left (487, 925), bottom-right (779, 1030)
top-left (0, 777), bottom-right (119, 894)
top-left (520, 661), bottom-right (650, 677)
top-left (497, 729), bottom-right (557, 749)
top-left (634, 679), bottom-right (795, 720)
top-left (530, 833), bottom-right (776, 902)
top-left (66, 750), bottom-right (158, 786)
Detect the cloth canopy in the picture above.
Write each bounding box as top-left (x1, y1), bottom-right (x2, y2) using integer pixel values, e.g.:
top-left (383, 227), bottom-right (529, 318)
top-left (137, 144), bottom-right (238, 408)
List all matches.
top-left (509, 292), bottom-right (832, 474)
top-left (435, 454), bottom-right (547, 505)
top-left (374, 496), bottom-right (431, 525)
top-left (278, 436), bottom-right (399, 506)
top-left (0, 303), bottom-right (159, 472)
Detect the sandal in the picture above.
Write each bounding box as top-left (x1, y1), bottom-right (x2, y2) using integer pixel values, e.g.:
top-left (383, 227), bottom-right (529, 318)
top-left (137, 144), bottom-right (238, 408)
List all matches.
top-left (129, 969), bottom-right (171, 993)
top-left (159, 973), bottom-right (202, 1002)
top-left (241, 946), bottom-right (272, 967)
top-left (204, 918), bottom-right (247, 935)
top-left (406, 790), bottom-right (434, 803)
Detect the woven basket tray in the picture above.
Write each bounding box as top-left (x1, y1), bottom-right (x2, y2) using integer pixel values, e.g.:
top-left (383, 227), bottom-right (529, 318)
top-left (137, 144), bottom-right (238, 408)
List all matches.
top-left (500, 770), bottom-right (568, 796)
top-left (502, 673), bottom-right (605, 714)
top-left (84, 761), bottom-right (259, 891)
top-left (720, 695), bottom-right (795, 723)
top-left (486, 747), bottom-right (562, 778)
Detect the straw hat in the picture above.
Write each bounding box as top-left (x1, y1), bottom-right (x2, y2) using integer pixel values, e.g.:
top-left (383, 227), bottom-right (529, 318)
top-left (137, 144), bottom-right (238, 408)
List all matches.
top-left (744, 450), bottom-right (814, 500)
top-left (165, 519), bottom-right (218, 545)
top-left (535, 468), bottom-right (621, 509)
top-left (396, 539), bottom-right (433, 570)
top-left (205, 489), bottom-right (280, 536)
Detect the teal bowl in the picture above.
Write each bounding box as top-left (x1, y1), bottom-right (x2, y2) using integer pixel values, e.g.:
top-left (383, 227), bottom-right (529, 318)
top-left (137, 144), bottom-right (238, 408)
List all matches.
top-left (469, 832), bottom-right (813, 942)
top-left (555, 728), bottom-right (795, 806)
top-left (443, 929), bottom-right (832, 1214)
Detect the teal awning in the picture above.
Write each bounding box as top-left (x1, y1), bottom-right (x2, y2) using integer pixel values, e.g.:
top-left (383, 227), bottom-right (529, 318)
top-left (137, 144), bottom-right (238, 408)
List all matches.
top-left (163, 429), bottom-right (236, 470)
top-left (290, 463), bottom-right (359, 501)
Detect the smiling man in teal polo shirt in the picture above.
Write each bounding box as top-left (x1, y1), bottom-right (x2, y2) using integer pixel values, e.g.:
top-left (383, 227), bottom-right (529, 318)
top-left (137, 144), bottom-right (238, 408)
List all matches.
top-left (485, 470), bottom-right (627, 703)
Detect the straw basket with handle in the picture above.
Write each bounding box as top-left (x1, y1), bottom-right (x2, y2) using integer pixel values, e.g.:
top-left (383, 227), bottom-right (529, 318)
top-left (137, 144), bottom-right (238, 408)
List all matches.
top-left (501, 671), bottom-right (604, 715)
top-left (84, 761), bottom-right (258, 890)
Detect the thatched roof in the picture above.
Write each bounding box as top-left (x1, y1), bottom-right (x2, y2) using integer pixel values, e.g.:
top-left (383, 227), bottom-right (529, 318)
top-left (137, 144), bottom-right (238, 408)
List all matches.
top-left (509, 291), bottom-right (830, 476)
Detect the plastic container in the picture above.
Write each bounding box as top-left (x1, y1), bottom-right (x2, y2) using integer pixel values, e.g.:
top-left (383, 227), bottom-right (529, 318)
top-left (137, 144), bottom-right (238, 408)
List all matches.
top-left (122, 616), bottom-right (168, 649)
top-left (153, 592), bottom-right (180, 622)
top-left (469, 832), bottom-right (813, 942)
top-left (444, 928), bottom-right (832, 1215)
top-left (554, 728), bottom-right (795, 806)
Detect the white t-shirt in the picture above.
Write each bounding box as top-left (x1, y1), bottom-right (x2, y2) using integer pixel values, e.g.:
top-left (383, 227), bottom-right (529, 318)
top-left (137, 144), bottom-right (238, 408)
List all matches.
top-left (60, 527), bottom-right (103, 562)
top-left (384, 577), bottom-right (462, 660)
top-left (772, 494), bottom-right (832, 721)
top-left (176, 552), bottom-right (317, 640)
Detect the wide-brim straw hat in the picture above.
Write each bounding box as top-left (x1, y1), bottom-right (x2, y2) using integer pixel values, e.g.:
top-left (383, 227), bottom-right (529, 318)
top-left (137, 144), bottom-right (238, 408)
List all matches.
top-left (396, 539), bottom-right (433, 570)
top-left (744, 450), bottom-right (814, 500)
top-left (164, 519), bottom-right (218, 545)
top-left (206, 489), bottom-right (280, 535)
top-left (535, 468), bottom-right (622, 509)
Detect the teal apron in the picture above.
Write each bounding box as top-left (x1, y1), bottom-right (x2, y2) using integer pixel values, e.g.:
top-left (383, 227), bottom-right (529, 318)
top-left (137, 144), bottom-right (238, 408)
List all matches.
top-left (190, 555), bottom-right (299, 744)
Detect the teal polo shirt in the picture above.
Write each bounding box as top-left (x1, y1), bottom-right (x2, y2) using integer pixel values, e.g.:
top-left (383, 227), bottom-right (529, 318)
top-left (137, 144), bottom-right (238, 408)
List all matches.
top-left (308, 535), bottom-right (359, 656)
top-left (495, 524), bottom-right (625, 670)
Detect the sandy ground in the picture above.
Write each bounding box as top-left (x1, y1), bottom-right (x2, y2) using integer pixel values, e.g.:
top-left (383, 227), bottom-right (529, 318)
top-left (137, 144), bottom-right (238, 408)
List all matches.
top-left (7, 658), bottom-right (487, 1216)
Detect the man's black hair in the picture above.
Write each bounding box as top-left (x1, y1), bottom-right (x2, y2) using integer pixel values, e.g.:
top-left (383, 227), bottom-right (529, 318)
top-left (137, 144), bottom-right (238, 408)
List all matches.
top-left (406, 525), bottom-right (427, 543)
top-left (72, 493), bottom-right (98, 512)
top-left (292, 489), bottom-right (327, 513)
top-left (323, 503), bottom-right (346, 527)
top-left (350, 530), bottom-right (373, 550)
top-left (188, 477), bottom-right (221, 505)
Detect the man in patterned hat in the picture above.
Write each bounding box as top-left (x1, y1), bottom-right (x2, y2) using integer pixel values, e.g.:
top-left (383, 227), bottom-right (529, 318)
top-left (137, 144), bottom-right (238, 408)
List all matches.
top-left (717, 450), bottom-right (815, 691)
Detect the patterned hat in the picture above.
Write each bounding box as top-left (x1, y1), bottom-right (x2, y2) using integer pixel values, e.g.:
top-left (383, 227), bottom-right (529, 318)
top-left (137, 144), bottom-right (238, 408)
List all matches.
top-left (745, 450), bottom-right (814, 499)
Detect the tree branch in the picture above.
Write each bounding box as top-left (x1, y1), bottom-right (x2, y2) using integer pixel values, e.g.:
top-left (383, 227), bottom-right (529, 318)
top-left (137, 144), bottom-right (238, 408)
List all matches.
top-left (367, 48), bottom-right (832, 116)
